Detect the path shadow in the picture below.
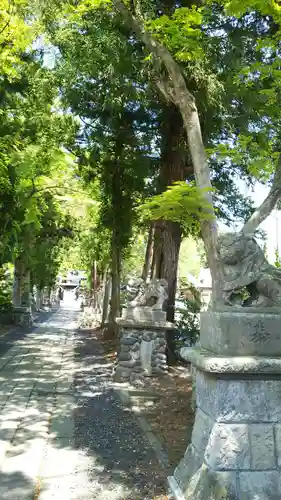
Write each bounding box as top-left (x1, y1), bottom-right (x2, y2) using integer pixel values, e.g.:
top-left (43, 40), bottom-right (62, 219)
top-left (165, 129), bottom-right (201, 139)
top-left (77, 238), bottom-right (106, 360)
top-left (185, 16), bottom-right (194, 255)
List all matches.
top-left (0, 306), bottom-right (60, 358)
top-left (71, 330), bottom-right (168, 499)
top-left (0, 470), bottom-right (42, 499)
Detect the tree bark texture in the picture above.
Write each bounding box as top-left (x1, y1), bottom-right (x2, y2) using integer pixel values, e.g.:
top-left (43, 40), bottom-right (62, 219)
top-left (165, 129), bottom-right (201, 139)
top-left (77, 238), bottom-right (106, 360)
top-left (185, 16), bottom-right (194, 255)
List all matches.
top-left (141, 224), bottom-right (155, 282)
top-left (152, 105), bottom-right (188, 321)
top-left (12, 257), bottom-right (22, 308)
top-left (108, 227), bottom-right (121, 336)
top-left (102, 274), bottom-right (111, 326)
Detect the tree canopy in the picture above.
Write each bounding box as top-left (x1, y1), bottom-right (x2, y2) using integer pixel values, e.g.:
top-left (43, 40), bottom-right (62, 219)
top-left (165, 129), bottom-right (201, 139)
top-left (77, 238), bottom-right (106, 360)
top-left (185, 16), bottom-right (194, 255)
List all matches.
top-left (1, 0), bottom-right (281, 320)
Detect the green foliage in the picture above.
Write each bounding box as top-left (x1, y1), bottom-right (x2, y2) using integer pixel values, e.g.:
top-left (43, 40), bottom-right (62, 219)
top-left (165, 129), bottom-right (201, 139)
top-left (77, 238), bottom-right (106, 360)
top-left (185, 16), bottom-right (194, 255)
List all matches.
top-left (121, 232), bottom-right (146, 280)
top-left (275, 248), bottom-right (281, 268)
top-left (0, 266), bottom-right (13, 311)
top-left (0, 0), bottom-right (34, 79)
top-left (178, 237), bottom-right (202, 279)
top-left (147, 7), bottom-right (204, 62)
top-left (140, 181), bottom-right (215, 234)
top-left (172, 280), bottom-right (201, 353)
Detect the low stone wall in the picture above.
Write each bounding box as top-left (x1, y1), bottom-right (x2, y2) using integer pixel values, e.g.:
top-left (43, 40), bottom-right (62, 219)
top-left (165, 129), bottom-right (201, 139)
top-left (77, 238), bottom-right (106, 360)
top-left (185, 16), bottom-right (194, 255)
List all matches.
top-left (113, 321), bottom-right (171, 383)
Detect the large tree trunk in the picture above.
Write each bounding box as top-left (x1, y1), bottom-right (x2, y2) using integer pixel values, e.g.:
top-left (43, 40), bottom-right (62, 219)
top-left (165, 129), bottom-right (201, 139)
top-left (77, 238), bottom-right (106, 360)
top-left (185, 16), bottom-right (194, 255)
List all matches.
top-left (113, 0), bottom-right (219, 300)
top-left (91, 261), bottom-right (97, 291)
top-left (152, 222), bottom-right (164, 279)
top-left (102, 273), bottom-right (111, 326)
top-left (141, 224), bottom-right (155, 282)
top-left (12, 257), bottom-right (23, 307)
top-left (162, 221), bottom-right (182, 322)
top-left (153, 105), bottom-right (189, 322)
top-left (108, 229), bottom-right (121, 335)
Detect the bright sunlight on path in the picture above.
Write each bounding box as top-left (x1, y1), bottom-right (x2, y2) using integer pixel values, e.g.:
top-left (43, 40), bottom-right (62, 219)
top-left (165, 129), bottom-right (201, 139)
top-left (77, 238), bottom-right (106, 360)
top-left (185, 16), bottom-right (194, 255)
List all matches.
top-left (0, 297), bottom-right (167, 499)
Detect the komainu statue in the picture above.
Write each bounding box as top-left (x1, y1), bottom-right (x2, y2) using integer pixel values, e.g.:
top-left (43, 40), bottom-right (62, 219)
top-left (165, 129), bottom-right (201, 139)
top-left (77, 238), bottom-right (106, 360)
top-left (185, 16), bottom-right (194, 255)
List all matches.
top-left (129, 279), bottom-right (168, 310)
top-left (217, 232), bottom-right (281, 307)
top-left (126, 278), bottom-right (144, 303)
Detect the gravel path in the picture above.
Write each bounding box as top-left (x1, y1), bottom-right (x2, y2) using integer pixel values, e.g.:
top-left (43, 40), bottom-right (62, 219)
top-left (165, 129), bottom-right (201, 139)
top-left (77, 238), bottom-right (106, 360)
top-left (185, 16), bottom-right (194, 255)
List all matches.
top-left (73, 328), bottom-right (168, 499)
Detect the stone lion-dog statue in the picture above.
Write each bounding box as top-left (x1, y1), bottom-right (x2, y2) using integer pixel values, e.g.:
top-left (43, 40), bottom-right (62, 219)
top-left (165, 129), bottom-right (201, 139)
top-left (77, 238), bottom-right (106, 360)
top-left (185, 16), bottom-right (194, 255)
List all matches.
top-left (129, 279), bottom-right (168, 310)
top-left (217, 232), bottom-right (281, 307)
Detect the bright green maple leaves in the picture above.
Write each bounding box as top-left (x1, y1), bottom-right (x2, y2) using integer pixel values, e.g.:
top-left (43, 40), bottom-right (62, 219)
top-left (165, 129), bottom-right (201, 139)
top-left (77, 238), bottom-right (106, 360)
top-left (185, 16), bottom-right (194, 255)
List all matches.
top-left (0, 0), bottom-right (35, 78)
top-left (140, 182), bottom-right (215, 235)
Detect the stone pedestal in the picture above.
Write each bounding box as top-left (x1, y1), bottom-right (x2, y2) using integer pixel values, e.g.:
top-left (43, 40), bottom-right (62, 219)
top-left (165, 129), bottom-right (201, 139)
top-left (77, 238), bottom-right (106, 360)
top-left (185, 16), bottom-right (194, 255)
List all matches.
top-left (0, 307), bottom-right (33, 327)
top-left (169, 311), bottom-right (281, 500)
top-left (122, 306), bottom-right (167, 323)
top-left (113, 317), bottom-right (174, 383)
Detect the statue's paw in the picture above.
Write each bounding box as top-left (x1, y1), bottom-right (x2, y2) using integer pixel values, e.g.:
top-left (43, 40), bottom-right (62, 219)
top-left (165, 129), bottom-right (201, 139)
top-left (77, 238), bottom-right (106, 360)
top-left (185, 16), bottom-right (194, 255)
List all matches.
top-left (255, 296), bottom-right (273, 307)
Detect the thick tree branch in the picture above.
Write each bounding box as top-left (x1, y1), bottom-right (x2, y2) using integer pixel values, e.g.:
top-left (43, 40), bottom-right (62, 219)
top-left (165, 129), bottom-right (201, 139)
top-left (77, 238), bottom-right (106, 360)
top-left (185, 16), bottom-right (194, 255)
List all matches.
top-left (243, 154), bottom-right (281, 234)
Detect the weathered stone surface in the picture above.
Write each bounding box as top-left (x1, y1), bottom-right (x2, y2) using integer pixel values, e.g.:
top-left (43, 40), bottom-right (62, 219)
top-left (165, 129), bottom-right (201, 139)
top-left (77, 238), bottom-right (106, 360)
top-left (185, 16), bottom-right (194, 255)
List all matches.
top-left (156, 353), bottom-right (166, 361)
top-left (174, 444), bottom-right (201, 493)
top-left (186, 467), bottom-right (238, 500)
top-left (191, 409), bottom-right (213, 458)
top-left (205, 423), bottom-right (250, 470)
top-left (200, 311), bottom-right (281, 356)
top-left (171, 310), bottom-right (281, 499)
top-left (119, 360), bottom-right (137, 368)
top-left (218, 379), bottom-right (269, 422)
top-left (114, 324), bottom-right (167, 381)
top-left (117, 318), bottom-right (174, 330)
top-left (196, 371), bottom-right (218, 418)
top-left (122, 337), bottom-right (137, 346)
top-left (216, 231), bottom-right (281, 308)
top-left (239, 471), bottom-right (281, 500)
top-left (118, 353), bottom-right (131, 362)
top-left (181, 347), bottom-right (281, 374)
top-left (113, 366), bottom-right (130, 377)
top-left (250, 424), bottom-right (275, 469)
top-left (131, 350), bottom-right (140, 360)
top-left (196, 374), bottom-right (281, 423)
top-left (154, 366), bottom-right (167, 375)
top-left (143, 334), bottom-right (152, 341)
top-left (265, 381), bottom-right (281, 421)
top-left (274, 424), bottom-right (281, 466)
top-left (121, 344), bottom-right (131, 352)
top-left (174, 450), bottom-right (238, 500)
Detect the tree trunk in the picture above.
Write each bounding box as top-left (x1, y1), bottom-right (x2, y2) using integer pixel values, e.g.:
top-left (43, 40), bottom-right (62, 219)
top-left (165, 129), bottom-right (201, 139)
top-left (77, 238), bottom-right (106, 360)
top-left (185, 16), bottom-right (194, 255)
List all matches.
top-left (153, 105), bottom-right (189, 321)
top-left (108, 229), bottom-right (121, 335)
top-left (102, 273), bottom-right (111, 326)
top-left (35, 288), bottom-right (42, 311)
top-left (141, 224), bottom-right (155, 282)
top-left (113, 0), bottom-right (219, 298)
top-left (91, 261), bottom-right (97, 291)
top-left (21, 269), bottom-right (31, 308)
top-left (12, 257), bottom-right (23, 308)
top-left (162, 221), bottom-right (182, 322)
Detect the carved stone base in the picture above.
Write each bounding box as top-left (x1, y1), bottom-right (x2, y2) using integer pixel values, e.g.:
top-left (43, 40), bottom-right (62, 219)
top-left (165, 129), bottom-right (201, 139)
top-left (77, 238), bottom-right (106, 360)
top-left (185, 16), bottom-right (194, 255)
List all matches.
top-left (200, 310), bottom-right (281, 356)
top-left (169, 312), bottom-right (281, 500)
top-left (0, 307), bottom-right (33, 327)
top-left (113, 319), bottom-right (173, 383)
top-left (122, 306), bottom-right (166, 323)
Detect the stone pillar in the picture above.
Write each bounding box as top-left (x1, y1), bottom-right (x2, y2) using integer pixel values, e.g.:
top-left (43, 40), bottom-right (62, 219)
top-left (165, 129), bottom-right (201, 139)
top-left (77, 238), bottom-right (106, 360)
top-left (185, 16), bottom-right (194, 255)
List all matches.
top-left (113, 307), bottom-right (173, 383)
top-left (169, 310), bottom-right (281, 500)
